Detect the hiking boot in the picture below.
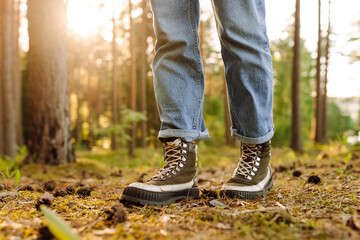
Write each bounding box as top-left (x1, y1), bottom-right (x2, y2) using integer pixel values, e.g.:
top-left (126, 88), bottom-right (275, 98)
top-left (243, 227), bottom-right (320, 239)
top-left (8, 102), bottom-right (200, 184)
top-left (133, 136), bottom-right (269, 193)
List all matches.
top-left (220, 140), bottom-right (274, 200)
top-left (120, 138), bottom-right (199, 206)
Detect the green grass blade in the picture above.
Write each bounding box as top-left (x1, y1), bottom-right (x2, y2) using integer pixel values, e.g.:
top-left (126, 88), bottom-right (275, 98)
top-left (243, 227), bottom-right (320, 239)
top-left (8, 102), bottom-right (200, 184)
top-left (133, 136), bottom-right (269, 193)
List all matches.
top-left (10, 170), bottom-right (16, 178)
top-left (14, 169), bottom-right (20, 185)
top-left (41, 206), bottom-right (81, 240)
top-left (0, 172), bottom-right (6, 181)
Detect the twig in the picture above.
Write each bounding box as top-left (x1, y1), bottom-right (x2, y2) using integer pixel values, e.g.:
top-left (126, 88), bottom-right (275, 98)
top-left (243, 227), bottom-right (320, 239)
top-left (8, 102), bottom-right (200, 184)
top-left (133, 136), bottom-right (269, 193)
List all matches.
top-left (240, 207), bottom-right (285, 214)
top-left (276, 201), bottom-right (286, 209)
top-left (105, 198), bottom-right (120, 202)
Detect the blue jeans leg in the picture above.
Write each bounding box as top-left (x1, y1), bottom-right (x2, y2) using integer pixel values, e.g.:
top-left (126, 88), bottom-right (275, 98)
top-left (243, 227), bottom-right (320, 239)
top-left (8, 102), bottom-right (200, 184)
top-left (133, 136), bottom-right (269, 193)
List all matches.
top-left (150, 0), bottom-right (274, 144)
top-left (212, 0), bottom-right (274, 144)
top-left (150, 0), bottom-right (210, 142)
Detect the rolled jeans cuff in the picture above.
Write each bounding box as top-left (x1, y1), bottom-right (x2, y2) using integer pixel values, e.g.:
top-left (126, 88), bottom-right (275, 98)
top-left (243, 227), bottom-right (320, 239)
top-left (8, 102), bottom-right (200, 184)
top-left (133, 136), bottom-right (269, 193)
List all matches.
top-left (232, 126), bottom-right (275, 144)
top-left (158, 129), bottom-right (210, 142)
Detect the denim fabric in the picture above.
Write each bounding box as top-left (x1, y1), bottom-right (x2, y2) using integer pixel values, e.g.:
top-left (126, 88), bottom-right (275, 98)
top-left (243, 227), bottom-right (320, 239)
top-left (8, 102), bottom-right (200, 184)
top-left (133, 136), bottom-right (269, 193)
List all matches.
top-left (150, 0), bottom-right (274, 144)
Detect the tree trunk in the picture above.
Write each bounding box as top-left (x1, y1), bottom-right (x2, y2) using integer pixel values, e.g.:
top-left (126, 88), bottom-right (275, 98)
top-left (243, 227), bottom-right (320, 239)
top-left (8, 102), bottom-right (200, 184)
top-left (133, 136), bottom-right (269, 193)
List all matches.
top-left (321, 0), bottom-right (331, 144)
top-left (117, 48), bottom-right (124, 149)
top-left (86, 59), bottom-right (94, 149)
top-left (313, 0), bottom-right (323, 144)
top-left (291, 0), bottom-right (302, 152)
top-left (13, 0), bottom-right (22, 148)
top-left (0, 0), bottom-right (4, 155)
top-left (140, 0), bottom-right (148, 148)
top-left (96, 63), bottom-right (103, 128)
top-left (26, 0), bottom-right (75, 164)
top-left (75, 65), bottom-right (82, 147)
top-left (111, 4), bottom-right (118, 150)
top-left (129, 0), bottom-right (137, 157)
top-left (0, 0), bottom-right (17, 159)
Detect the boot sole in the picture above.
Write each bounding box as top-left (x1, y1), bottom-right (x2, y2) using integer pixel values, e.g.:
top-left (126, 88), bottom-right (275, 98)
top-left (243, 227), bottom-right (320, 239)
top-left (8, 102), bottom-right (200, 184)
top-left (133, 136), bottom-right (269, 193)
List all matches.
top-left (220, 176), bottom-right (274, 200)
top-left (120, 186), bottom-right (200, 206)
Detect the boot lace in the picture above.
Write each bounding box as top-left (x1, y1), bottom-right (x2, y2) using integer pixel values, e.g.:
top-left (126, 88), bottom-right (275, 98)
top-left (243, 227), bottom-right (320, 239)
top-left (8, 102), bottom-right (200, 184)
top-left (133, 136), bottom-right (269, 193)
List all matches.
top-left (234, 143), bottom-right (262, 181)
top-left (149, 139), bottom-right (187, 181)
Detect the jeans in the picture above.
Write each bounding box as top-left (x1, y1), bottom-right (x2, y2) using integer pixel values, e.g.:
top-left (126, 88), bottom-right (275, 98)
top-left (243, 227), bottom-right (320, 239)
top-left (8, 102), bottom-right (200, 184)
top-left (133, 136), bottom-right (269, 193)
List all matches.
top-left (150, 0), bottom-right (274, 144)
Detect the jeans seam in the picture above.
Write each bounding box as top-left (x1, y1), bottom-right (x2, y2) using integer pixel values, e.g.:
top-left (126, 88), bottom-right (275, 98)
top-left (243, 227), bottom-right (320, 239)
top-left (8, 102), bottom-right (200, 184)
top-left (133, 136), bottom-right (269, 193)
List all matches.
top-left (227, 87), bottom-right (241, 134)
top-left (189, 0), bottom-right (202, 130)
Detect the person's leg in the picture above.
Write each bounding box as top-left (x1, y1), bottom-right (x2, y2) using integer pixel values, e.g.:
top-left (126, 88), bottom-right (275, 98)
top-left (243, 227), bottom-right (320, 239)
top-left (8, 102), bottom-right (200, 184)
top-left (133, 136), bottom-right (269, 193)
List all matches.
top-left (211, 0), bottom-right (274, 199)
top-left (152, 0), bottom-right (209, 142)
top-left (120, 0), bottom-right (203, 206)
top-left (212, 0), bottom-right (274, 143)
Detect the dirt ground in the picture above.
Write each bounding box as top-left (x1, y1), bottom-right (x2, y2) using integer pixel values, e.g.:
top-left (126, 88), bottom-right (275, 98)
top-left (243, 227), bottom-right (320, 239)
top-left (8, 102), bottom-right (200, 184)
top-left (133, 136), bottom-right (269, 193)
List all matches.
top-left (1, 144), bottom-right (360, 239)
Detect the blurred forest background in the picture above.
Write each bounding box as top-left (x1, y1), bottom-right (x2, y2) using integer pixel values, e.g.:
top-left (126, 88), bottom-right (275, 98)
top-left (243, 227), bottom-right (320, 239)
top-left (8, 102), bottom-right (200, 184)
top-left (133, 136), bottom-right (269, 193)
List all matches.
top-left (0, 0), bottom-right (359, 164)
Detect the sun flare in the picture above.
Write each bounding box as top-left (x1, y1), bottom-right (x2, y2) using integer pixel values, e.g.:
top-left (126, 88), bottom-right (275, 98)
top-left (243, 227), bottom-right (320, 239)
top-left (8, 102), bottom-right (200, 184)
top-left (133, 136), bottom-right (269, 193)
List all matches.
top-left (67, 0), bottom-right (108, 37)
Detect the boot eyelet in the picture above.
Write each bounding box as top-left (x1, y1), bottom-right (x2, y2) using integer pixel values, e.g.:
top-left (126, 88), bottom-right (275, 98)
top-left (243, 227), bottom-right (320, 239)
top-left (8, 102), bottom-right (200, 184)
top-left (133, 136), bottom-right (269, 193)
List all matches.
top-left (179, 163), bottom-right (184, 167)
top-left (256, 157), bottom-right (261, 161)
top-left (253, 167), bottom-right (258, 172)
top-left (250, 171), bottom-right (255, 176)
top-left (182, 143), bottom-right (187, 148)
top-left (246, 175), bottom-right (252, 180)
top-left (181, 150), bottom-right (187, 154)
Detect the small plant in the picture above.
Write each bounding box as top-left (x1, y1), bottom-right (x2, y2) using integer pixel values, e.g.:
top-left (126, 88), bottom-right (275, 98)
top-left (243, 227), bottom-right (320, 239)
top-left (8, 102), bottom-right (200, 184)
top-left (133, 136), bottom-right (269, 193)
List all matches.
top-left (94, 107), bottom-right (147, 148)
top-left (344, 153), bottom-right (352, 165)
top-left (41, 206), bottom-right (81, 240)
top-left (0, 168), bottom-right (21, 186)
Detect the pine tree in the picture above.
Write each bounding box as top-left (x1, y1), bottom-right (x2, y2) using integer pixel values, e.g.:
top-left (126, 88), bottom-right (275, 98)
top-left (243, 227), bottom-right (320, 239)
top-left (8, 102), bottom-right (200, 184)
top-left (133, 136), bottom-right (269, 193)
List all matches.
top-left (129, 0), bottom-right (137, 156)
top-left (26, 0), bottom-right (75, 164)
top-left (0, 0), bottom-right (18, 159)
top-left (291, 0), bottom-right (303, 152)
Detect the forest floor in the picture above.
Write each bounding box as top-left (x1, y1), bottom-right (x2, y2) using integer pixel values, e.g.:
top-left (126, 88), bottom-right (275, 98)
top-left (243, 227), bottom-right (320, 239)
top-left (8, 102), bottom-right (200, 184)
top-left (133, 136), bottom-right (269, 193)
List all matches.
top-left (1, 142), bottom-right (360, 240)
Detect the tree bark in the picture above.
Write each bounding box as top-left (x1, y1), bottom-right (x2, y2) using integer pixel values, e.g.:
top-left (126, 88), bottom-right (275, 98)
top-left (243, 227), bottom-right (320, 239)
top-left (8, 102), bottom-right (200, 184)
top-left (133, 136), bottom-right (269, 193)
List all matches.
top-left (313, 0), bottom-right (323, 144)
top-left (117, 45), bottom-right (124, 149)
top-left (75, 64), bottom-right (82, 147)
top-left (291, 0), bottom-right (303, 152)
top-left (129, 0), bottom-right (137, 157)
top-left (96, 62), bottom-right (103, 128)
top-left (0, 0), bottom-right (4, 155)
top-left (139, 0), bottom-right (148, 148)
top-left (13, 0), bottom-right (22, 148)
top-left (26, 0), bottom-right (75, 164)
top-left (111, 3), bottom-right (118, 150)
top-left (321, 0), bottom-right (331, 144)
top-left (0, 0), bottom-right (17, 159)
